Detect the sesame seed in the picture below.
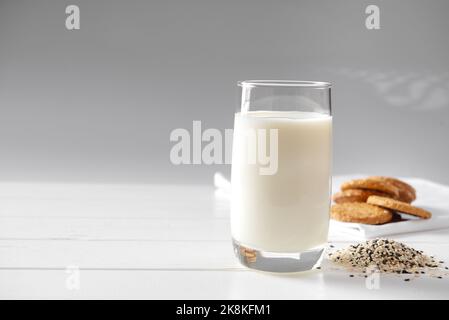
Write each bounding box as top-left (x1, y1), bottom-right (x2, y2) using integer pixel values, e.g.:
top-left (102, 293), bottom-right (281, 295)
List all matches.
top-left (329, 239), bottom-right (439, 276)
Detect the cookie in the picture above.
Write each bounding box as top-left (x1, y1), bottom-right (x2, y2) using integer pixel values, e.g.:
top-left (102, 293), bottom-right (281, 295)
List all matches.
top-left (332, 189), bottom-right (393, 204)
top-left (368, 176), bottom-right (416, 203)
top-left (331, 203), bottom-right (394, 225)
top-left (367, 196), bottom-right (431, 219)
top-left (340, 178), bottom-right (400, 199)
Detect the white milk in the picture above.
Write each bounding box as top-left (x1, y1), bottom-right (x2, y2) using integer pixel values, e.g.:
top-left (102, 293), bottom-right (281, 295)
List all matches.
top-left (231, 111), bottom-right (332, 252)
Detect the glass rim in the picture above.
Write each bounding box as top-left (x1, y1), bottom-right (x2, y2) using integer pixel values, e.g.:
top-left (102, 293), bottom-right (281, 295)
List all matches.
top-left (238, 80), bottom-right (332, 89)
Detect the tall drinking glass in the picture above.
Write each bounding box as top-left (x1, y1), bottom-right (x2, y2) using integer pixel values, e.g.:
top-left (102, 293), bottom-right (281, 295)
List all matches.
top-left (231, 80), bottom-right (332, 272)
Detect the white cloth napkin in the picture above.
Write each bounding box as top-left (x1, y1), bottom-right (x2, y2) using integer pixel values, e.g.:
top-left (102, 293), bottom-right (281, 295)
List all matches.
top-left (214, 172), bottom-right (449, 239)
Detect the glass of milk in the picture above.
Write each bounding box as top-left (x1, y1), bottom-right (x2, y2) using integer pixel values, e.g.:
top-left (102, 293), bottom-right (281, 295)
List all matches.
top-left (231, 80), bottom-right (332, 272)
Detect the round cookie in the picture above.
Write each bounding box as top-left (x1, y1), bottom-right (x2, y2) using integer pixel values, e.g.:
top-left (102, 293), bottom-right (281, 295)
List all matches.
top-left (331, 203), bottom-right (394, 225)
top-left (368, 176), bottom-right (416, 203)
top-left (332, 189), bottom-right (393, 204)
top-left (340, 178), bottom-right (400, 199)
top-left (367, 196), bottom-right (431, 219)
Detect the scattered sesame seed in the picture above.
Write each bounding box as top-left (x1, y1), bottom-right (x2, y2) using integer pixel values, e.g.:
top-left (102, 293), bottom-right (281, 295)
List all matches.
top-left (329, 239), bottom-right (439, 275)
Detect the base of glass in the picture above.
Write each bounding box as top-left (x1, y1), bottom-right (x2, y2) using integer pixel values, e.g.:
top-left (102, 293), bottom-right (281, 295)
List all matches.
top-left (232, 238), bottom-right (325, 273)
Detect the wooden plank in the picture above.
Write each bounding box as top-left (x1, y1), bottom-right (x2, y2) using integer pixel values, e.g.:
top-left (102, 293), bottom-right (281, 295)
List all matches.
top-left (0, 239), bottom-right (240, 270)
top-left (1, 268), bottom-right (448, 300)
top-left (1, 215), bottom-right (448, 243)
top-left (0, 217), bottom-right (230, 241)
top-left (0, 240), bottom-right (448, 271)
top-left (0, 183), bottom-right (222, 218)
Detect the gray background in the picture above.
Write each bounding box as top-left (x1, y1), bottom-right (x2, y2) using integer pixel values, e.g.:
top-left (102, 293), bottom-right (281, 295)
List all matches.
top-left (1, 0), bottom-right (448, 185)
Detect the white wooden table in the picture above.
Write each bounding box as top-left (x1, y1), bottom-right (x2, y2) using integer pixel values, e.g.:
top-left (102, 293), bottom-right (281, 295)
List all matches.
top-left (1, 178), bottom-right (448, 299)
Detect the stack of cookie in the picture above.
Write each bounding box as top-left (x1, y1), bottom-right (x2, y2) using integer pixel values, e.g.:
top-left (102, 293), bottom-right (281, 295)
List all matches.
top-left (331, 177), bottom-right (432, 225)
